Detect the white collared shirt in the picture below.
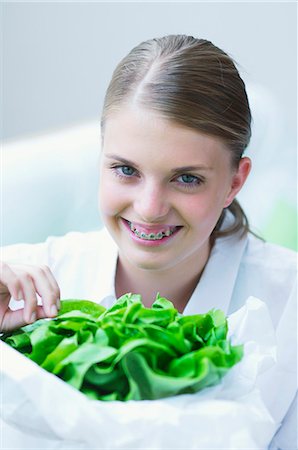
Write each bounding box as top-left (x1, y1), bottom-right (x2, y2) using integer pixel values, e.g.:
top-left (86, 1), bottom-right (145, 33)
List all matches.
top-left (2, 226), bottom-right (297, 449)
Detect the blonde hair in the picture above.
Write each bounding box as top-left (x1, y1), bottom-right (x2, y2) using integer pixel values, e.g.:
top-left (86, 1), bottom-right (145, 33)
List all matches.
top-left (101, 35), bottom-right (252, 239)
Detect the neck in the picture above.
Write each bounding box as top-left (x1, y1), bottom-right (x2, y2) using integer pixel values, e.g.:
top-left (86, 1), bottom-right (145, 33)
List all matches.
top-left (115, 242), bottom-right (211, 313)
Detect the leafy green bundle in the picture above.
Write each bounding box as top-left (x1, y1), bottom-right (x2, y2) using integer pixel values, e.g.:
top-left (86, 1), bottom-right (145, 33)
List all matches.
top-left (1, 294), bottom-right (243, 401)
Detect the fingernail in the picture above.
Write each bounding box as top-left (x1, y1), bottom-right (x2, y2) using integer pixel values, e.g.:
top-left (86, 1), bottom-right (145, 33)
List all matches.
top-left (30, 311), bottom-right (37, 323)
top-left (50, 304), bottom-right (58, 316)
top-left (57, 299), bottom-right (61, 310)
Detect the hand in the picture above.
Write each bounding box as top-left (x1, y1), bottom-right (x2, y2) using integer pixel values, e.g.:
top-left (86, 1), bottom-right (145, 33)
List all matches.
top-left (0, 262), bottom-right (61, 332)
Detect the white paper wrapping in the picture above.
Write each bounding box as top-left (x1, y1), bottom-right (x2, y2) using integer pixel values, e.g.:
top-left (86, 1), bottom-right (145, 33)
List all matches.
top-left (1, 297), bottom-right (280, 449)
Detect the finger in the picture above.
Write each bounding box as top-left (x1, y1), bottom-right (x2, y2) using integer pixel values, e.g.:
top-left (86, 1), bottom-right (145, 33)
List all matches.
top-left (28, 266), bottom-right (60, 318)
top-left (19, 273), bottom-right (39, 323)
top-left (0, 262), bottom-right (23, 300)
top-left (0, 304), bottom-right (52, 333)
top-left (0, 308), bottom-right (31, 333)
top-left (38, 265), bottom-right (61, 307)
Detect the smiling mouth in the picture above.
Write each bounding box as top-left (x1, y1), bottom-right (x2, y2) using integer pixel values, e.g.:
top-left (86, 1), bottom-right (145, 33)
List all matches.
top-left (123, 219), bottom-right (182, 241)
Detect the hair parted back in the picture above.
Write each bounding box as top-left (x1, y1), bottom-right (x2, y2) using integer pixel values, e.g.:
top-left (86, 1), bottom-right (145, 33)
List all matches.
top-left (101, 34), bottom-right (252, 240)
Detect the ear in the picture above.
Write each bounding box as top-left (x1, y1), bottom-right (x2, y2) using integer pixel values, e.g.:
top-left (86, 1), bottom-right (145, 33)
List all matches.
top-left (224, 157), bottom-right (251, 208)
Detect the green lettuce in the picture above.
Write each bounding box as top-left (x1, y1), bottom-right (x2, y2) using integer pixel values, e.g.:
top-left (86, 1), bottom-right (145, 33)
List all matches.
top-left (1, 294), bottom-right (243, 401)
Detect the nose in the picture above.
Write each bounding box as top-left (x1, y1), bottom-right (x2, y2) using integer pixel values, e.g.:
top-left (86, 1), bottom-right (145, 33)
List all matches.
top-left (133, 181), bottom-right (170, 223)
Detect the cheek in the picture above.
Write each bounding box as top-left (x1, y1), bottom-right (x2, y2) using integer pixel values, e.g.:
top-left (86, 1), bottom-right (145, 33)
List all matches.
top-left (179, 190), bottom-right (226, 226)
top-left (99, 176), bottom-right (127, 217)
top-left (99, 182), bottom-right (114, 215)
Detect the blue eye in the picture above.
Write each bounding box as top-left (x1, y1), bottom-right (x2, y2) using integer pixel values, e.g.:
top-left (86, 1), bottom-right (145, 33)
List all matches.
top-left (174, 173), bottom-right (205, 190)
top-left (111, 164), bottom-right (138, 179)
top-left (120, 166), bottom-right (135, 176)
top-left (176, 174), bottom-right (203, 187)
top-left (179, 174), bottom-right (198, 184)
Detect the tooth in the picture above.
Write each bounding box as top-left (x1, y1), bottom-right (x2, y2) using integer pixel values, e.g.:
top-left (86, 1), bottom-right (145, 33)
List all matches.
top-left (131, 226), bottom-right (177, 240)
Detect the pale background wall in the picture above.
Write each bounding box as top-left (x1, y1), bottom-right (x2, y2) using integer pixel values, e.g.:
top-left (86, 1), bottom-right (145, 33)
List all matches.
top-left (1, 1), bottom-right (297, 249)
top-left (2, 1), bottom-right (297, 142)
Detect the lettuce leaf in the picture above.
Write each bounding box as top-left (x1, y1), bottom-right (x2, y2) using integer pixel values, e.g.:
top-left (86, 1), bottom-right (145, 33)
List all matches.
top-left (1, 294), bottom-right (243, 401)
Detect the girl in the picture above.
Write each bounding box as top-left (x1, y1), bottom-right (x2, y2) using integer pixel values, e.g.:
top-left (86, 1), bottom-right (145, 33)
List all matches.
top-left (1, 35), bottom-right (296, 448)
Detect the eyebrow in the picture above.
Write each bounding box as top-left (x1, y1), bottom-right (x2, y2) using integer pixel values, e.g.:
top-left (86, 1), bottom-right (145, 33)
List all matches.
top-left (104, 153), bottom-right (213, 172)
top-left (105, 154), bottom-right (140, 168)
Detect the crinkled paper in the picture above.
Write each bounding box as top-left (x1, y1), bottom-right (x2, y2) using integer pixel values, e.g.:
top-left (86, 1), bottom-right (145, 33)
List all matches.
top-left (1, 297), bottom-right (279, 449)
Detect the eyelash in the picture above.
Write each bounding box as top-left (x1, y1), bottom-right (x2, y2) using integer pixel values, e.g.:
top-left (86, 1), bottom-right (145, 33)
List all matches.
top-left (111, 165), bottom-right (138, 180)
top-left (110, 165), bottom-right (205, 189)
top-left (175, 174), bottom-right (204, 189)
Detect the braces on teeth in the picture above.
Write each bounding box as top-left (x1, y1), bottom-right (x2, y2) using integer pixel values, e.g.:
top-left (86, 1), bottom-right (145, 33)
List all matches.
top-left (128, 222), bottom-right (175, 240)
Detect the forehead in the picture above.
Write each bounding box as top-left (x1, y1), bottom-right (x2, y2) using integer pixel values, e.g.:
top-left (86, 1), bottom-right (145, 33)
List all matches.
top-left (102, 106), bottom-right (230, 168)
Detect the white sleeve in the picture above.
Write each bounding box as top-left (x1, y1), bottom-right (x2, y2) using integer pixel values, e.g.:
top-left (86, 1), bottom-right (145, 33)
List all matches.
top-left (269, 282), bottom-right (298, 449)
top-left (1, 238), bottom-right (53, 266)
top-left (269, 393), bottom-right (298, 450)
top-left (1, 230), bottom-right (113, 302)
top-left (255, 280), bottom-right (297, 450)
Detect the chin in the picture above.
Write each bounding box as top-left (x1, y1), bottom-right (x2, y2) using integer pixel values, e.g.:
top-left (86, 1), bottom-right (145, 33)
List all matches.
top-left (124, 248), bottom-right (180, 273)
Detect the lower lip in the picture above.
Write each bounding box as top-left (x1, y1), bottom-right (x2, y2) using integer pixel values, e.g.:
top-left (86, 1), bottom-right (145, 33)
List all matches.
top-left (121, 219), bottom-right (181, 247)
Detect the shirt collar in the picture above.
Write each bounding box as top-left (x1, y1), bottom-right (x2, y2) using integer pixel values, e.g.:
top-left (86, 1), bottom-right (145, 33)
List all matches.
top-left (183, 216), bottom-right (248, 316)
